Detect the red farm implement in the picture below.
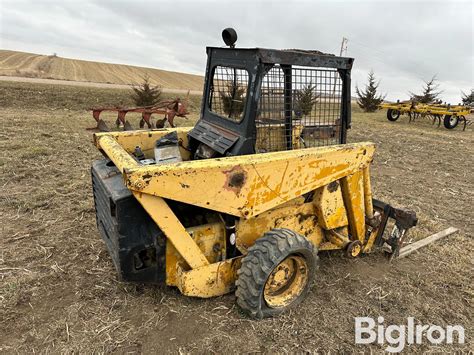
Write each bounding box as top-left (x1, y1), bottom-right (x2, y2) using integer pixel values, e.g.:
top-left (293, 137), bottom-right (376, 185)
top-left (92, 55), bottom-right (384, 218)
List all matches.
top-left (89, 98), bottom-right (189, 132)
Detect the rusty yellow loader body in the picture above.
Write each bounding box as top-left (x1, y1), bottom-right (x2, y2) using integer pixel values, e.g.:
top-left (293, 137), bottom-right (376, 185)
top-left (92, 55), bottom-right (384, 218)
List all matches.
top-left (90, 29), bottom-right (416, 318)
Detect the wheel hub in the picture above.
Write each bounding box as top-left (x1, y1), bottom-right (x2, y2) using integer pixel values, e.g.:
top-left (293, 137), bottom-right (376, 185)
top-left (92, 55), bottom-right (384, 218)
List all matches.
top-left (351, 243), bottom-right (361, 257)
top-left (263, 255), bottom-right (309, 308)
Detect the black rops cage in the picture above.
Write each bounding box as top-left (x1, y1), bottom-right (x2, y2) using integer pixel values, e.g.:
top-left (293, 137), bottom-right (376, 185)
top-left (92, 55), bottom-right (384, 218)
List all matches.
top-left (189, 46), bottom-right (354, 157)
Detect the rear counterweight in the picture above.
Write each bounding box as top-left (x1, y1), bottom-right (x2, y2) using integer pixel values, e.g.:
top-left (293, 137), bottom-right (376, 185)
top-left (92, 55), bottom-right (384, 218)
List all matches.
top-left (91, 159), bottom-right (166, 284)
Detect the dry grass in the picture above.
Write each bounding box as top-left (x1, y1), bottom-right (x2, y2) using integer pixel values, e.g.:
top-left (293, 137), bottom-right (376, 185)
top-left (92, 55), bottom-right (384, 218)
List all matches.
top-left (0, 81), bottom-right (472, 353)
top-left (0, 50), bottom-right (203, 91)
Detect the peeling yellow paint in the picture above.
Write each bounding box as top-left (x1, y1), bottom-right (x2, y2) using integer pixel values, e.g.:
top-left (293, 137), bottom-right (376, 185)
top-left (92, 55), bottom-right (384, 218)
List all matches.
top-left (166, 222), bottom-right (226, 286)
top-left (119, 142), bottom-right (375, 219)
top-left (340, 171), bottom-right (366, 241)
top-left (176, 257), bottom-right (242, 298)
top-left (313, 181), bottom-right (348, 230)
top-left (236, 197), bottom-right (325, 251)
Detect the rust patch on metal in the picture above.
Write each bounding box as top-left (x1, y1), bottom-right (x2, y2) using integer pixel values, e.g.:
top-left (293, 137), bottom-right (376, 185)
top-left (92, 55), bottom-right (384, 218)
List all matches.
top-left (327, 181), bottom-right (339, 193)
top-left (229, 173), bottom-right (245, 188)
top-left (223, 166), bottom-right (247, 195)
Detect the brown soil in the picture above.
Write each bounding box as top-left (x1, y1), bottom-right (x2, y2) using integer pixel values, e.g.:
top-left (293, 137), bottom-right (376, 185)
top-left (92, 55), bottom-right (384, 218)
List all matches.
top-left (0, 50), bottom-right (204, 91)
top-left (0, 81), bottom-right (472, 353)
top-left (0, 76), bottom-right (202, 96)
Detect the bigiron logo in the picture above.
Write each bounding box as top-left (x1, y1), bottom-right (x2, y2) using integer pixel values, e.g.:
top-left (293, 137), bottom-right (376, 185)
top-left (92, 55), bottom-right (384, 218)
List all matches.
top-left (355, 316), bottom-right (465, 353)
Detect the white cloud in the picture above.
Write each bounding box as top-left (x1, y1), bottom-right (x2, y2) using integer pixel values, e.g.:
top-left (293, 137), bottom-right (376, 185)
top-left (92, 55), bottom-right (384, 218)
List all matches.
top-left (0, 0), bottom-right (472, 102)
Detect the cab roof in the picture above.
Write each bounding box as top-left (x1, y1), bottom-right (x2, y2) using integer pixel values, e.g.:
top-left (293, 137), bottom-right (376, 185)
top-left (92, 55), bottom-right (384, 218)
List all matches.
top-left (206, 47), bottom-right (354, 70)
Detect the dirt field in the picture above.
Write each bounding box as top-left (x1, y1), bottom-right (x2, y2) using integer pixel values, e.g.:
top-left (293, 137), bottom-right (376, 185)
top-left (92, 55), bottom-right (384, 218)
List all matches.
top-left (0, 81), bottom-right (472, 353)
top-left (0, 50), bottom-right (203, 91)
top-left (0, 76), bottom-right (202, 96)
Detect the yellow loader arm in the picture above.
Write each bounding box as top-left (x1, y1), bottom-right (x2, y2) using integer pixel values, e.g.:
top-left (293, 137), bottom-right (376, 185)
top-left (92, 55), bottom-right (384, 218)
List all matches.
top-left (93, 129), bottom-right (416, 299)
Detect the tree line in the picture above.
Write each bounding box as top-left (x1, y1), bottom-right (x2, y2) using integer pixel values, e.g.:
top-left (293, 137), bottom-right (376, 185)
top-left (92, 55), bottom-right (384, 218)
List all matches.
top-left (129, 74), bottom-right (474, 116)
top-left (356, 72), bottom-right (473, 112)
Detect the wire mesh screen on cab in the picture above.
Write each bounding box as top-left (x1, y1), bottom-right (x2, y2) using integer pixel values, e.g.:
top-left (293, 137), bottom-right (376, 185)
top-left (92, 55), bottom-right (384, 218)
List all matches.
top-left (208, 64), bottom-right (343, 153)
top-left (209, 66), bottom-right (249, 122)
top-left (256, 65), bottom-right (343, 153)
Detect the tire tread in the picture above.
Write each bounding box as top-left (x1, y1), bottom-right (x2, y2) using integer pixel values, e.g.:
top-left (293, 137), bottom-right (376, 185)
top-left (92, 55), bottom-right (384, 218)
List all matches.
top-left (236, 228), bottom-right (318, 319)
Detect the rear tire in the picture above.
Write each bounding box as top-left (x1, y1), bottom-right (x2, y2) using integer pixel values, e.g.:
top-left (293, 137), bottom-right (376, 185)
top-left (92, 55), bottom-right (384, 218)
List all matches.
top-left (236, 228), bottom-right (317, 319)
top-left (387, 109), bottom-right (400, 121)
top-left (443, 115), bottom-right (459, 129)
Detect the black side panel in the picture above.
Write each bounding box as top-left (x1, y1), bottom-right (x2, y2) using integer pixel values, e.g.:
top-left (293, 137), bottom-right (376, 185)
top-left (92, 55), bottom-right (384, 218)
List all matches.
top-left (91, 159), bottom-right (166, 284)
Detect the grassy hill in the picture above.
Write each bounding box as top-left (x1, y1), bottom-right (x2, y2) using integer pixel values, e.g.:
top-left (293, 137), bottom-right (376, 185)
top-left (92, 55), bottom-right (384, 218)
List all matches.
top-left (0, 50), bottom-right (203, 91)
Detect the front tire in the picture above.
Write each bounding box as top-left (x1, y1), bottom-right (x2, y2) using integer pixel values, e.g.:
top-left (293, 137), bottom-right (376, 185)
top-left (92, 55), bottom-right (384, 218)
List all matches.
top-left (443, 115), bottom-right (459, 129)
top-left (235, 229), bottom-right (317, 319)
top-left (387, 109), bottom-right (400, 121)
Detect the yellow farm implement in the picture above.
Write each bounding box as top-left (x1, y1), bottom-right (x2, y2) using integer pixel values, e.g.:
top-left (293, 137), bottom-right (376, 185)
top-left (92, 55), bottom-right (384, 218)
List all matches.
top-left (90, 29), bottom-right (417, 318)
top-left (380, 101), bottom-right (472, 130)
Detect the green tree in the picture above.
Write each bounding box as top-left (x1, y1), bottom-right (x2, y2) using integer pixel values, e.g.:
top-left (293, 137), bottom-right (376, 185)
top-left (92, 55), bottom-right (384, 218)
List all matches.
top-left (409, 75), bottom-right (442, 104)
top-left (461, 89), bottom-right (474, 106)
top-left (131, 75), bottom-right (162, 107)
top-left (294, 82), bottom-right (319, 117)
top-left (356, 71), bottom-right (386, 112)
top-left (219, 83), bottom-right (246, 118)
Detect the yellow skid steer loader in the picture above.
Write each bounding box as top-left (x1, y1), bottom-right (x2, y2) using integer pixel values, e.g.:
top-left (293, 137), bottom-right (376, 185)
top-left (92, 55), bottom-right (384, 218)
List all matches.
top-left (91, 29), bottom-right (416, 318)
